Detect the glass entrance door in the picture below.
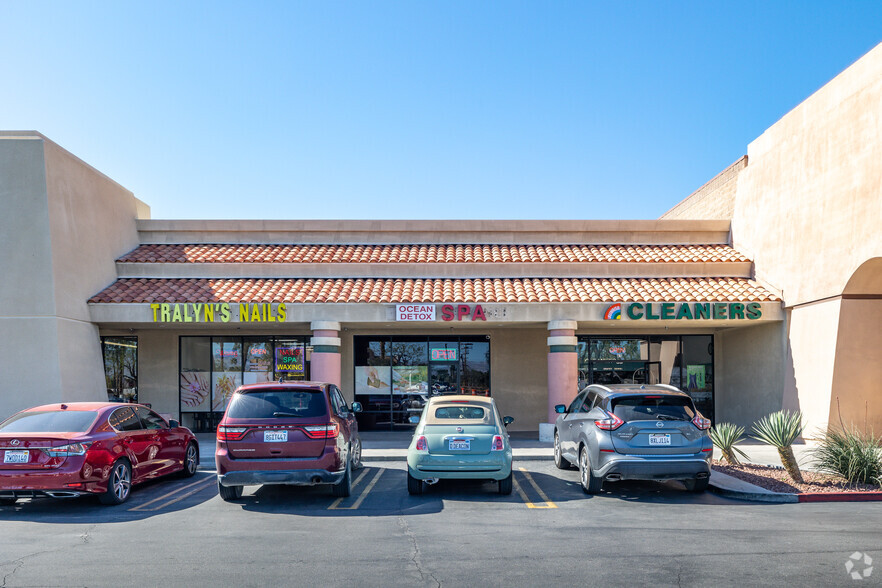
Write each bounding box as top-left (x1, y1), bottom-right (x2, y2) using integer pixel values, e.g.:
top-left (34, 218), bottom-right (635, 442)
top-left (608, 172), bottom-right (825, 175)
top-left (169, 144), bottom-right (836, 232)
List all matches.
top-left (429, 341), bottom-right (460, 395)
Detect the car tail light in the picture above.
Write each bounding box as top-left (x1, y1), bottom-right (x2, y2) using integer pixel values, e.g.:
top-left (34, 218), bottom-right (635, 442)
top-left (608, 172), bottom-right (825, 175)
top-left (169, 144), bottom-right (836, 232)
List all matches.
top-left (692, 414), bottom-right (711, 430)
top-left (217, 425), bottom-right (248, 441)
top-left (415, 436), bottom-right (428, 451)
top-left (45, 442), bottom-right (90, 457)
top-left (594, 410), bottom-right (625, 431)
top-left (302, 423), bottom-right (340, 439)
top-left (491, 435), bottom-right (504, 451)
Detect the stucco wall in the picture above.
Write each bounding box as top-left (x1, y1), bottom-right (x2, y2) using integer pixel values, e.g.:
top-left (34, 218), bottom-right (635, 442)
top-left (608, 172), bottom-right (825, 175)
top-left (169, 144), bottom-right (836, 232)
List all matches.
top-left (661, 156), bottom-right (746, 221)
top-left (731, 44), bottom-right (882, 306)
top-left (828, 299), bottom-right (882, 433)
top-left (783, 301), bottom-right (841, 436)
top-left (715, 322), bottom-right (786, 429)
top-left (0, 133), bottom-right (147, 419)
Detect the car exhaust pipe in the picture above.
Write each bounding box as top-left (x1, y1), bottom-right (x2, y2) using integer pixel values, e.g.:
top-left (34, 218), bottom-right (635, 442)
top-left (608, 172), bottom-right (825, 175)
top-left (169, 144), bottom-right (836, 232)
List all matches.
top-left (424, 478), bottom-right (440, 486)
top-left (312, 476), bottom-right (323, 485)
top-left (696, 472), bottom-right (709, 479)
top-left (45, 491), bottom-right (80, 498)
top-left (605, 474), bottom-right (622, 482)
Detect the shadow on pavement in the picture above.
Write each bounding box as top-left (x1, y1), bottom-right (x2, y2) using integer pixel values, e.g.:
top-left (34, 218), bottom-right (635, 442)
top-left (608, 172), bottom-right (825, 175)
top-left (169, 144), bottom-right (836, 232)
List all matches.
top-left (0, 470), bottom-right (218, 523)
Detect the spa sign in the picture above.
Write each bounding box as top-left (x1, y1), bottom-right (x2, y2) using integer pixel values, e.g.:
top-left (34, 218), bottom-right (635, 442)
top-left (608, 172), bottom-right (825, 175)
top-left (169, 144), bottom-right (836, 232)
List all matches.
top-left (394, 304), bottom-right (487, 322)
top-left (150, 302), bottom-right (288, 323)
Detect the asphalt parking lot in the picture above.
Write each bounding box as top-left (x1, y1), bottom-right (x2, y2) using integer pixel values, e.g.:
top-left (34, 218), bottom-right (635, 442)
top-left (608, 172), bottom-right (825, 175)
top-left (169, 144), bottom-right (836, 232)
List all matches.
top-left (1, 459), bottom-right (880, 587)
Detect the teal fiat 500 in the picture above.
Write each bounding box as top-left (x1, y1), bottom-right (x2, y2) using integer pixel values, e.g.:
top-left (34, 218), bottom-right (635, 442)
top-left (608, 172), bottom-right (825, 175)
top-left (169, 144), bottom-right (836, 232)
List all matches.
top-left (406, 395), bottom-right (514, 495)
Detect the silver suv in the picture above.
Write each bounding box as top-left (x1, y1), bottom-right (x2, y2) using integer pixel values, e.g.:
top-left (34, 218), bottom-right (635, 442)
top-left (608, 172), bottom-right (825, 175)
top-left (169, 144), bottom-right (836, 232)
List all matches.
top-left (553, 384), bottom-right (712, 494)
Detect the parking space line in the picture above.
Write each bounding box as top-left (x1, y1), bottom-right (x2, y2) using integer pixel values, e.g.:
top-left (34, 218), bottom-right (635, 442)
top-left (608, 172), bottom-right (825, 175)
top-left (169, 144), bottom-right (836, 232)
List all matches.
top-left (328, 468), bottom-right (384, 510)
top-left (518, 467), bottom-right (557, 509)
top-left (513, 469), bottom-right (557, 509)
top-left (129, 475), bottom-right (217, 512)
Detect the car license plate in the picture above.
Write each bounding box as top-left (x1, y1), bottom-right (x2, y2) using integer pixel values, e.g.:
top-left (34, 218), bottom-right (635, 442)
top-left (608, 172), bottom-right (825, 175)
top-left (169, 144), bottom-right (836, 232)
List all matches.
top-left (264, 430), bottom-right (288, 442)
top-left (648, 434), bottom-right (671, 446)
top-left (3, 450), bottom-right (29, 464)
top-left (448, 439), bottom-right (470, 451)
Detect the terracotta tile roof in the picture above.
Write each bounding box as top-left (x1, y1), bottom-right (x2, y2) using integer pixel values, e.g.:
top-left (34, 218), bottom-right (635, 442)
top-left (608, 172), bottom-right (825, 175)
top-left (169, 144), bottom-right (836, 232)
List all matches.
top-left (118, 244), bottom-right (750, 264)
top-left (89, 277), bottom-right (780, 304)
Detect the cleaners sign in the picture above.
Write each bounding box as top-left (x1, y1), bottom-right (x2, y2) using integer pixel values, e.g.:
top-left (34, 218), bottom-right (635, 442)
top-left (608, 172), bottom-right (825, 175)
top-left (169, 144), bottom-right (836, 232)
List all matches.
top-left (603, 302), bottom-right (763, 321)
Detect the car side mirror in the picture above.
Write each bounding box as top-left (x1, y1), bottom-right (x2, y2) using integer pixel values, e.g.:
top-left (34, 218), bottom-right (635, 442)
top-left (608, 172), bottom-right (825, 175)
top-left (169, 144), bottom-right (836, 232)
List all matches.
top-left (409, 416), bottom-right (421, 424)
top-left (168, 419), bottom-right (180, 428)
top-left (503, 416), bottom-right (514, 427)
top-left (351, 402), bottom-right (362, 413)
top-left (554, 404), bottom-right (567, 414)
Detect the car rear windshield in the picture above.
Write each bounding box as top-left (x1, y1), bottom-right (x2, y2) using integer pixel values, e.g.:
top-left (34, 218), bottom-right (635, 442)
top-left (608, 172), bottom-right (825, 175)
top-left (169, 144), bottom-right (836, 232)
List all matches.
top-left (0, 410), bottom-right (98, 433)
top-left (225, 389), bottom-right (327, 419)
top-left (610, 396), bottom-right (696, 422)
top-left (434, 406), bottom-right (487, 420)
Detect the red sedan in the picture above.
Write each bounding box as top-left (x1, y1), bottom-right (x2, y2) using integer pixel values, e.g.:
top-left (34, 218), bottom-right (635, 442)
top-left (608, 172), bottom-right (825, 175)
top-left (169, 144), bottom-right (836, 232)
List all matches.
top-left (0, 402), bottom-right (199, 506)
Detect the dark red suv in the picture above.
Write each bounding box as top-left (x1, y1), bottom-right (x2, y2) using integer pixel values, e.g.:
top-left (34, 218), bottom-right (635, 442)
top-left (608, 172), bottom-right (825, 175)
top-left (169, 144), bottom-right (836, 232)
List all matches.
top-left (215, 381), bottom-right (362, 501)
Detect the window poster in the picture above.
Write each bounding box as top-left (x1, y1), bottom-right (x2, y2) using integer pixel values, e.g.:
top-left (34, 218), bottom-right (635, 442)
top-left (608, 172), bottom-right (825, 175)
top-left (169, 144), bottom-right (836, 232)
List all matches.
top-left (180, 371), bottom-right (210, 411)
top-left (392, 366), bottom-right (428, 395)
top-left (686, 365), bottom-right (706, 391)
top-left (244, 341), bottom-right (273, 384)
top-left (355, 365), bottom-right (392, 395)
top-left (212, 371), bottom-right (242, 411)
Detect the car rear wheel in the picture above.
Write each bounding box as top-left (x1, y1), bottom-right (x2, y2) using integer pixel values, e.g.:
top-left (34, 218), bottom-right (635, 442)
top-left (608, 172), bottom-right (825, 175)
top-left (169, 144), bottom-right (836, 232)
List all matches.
top-left (579, 446), bottom-right (602, 495)
top-left (350, 437), bottom-right (363, 471)
top-left (498, 471), bottom-right (513, 495)
top-left (217, 480), bottom-right (243, 502)
top-left (553, 432), bottom-right (571, 470)
top-left (685, 477), bottom-right (709, 492)
top-left (99, 459), bottom-right (132, 505)
top-left (331, 461), bottom-right (351, 498)
top-left (407, 471), bottom-right (424, 495)
top-left (180, 442), bottom-right (198, 478)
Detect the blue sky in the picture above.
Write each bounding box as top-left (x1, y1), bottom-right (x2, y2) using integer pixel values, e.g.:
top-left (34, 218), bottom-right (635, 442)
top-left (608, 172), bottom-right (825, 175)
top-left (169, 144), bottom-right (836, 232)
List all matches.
top-left (2, 2), bottom-right (881, 220)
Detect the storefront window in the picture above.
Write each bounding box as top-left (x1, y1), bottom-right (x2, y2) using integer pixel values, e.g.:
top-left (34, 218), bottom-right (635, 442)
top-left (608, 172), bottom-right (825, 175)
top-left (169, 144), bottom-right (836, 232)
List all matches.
top-left (179, 336), bottom-right (310, 431)
top-left (101, 337), bottom-right (137, 403)
top-left (212, 337), bottom-right (242, 412)
top-left (354, 335), bottom-right (490, 431)
top-left (578, 335), bottom-right (714, 422)
top-left (460, 340), bottom-right (490, 395)
top-left (180, 337), bottom-right (211, 411)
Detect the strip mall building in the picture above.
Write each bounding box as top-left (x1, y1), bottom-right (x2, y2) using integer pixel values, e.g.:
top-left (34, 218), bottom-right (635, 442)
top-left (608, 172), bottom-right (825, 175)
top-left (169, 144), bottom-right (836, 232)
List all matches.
top-left (1, 43), bottom-right (880, 436)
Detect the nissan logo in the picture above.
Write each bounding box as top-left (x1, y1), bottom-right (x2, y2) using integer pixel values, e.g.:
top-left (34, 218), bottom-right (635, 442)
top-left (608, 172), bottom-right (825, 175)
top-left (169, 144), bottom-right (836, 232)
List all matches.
top-left (656, 421), bottom-right (664, 428)
top-left (10, 439), bottom-right (20, 446)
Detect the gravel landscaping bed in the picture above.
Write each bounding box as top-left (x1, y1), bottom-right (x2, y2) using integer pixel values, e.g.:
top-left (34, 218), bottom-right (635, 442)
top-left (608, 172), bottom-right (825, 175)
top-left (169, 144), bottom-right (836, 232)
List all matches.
top-left (711, 460), bottom-right (881, 494)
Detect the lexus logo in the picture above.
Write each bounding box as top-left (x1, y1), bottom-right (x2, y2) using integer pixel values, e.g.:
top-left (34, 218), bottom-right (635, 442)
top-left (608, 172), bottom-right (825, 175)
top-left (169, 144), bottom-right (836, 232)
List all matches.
top-left (10, 439), bottom-right (20, 446)
top-left (656, 421), bottom-right (664, 428)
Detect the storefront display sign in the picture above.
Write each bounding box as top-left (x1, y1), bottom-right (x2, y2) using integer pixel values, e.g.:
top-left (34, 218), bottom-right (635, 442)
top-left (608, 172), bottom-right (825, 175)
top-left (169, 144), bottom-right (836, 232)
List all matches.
top-left (275, 345), bottom-right (305, 374)
top-left (604, 302), bottom-right (763, 321)
top-left (395, 305), bottom-right (436, 321)
top-left (150, 302), bottom-right (287, 323)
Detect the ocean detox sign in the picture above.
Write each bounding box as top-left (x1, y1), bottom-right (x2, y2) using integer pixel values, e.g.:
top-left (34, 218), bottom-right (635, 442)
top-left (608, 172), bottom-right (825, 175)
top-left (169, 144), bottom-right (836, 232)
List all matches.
top-left (396, 305), bottom-right (436, 321)
top-left (150, 303), bottom-right (287, 323)
top-left (394, 304), bottom-right (487, 322)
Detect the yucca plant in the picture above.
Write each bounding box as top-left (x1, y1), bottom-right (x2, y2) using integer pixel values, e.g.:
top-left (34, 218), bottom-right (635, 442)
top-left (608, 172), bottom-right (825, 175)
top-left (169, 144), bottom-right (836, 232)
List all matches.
top-left (811, 427), bottom-right (882, 487)
top-left (710, 423), bottom-right (750, 465)
top-left (751, 410), bottom-right (805, 483)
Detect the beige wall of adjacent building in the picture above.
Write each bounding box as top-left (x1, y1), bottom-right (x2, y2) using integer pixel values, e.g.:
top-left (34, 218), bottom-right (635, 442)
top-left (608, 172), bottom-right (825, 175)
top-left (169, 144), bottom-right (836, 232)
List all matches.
top-left (0, 133), bottom-right (148, 420)
top-left (659, 42), bottom-right (882, 434)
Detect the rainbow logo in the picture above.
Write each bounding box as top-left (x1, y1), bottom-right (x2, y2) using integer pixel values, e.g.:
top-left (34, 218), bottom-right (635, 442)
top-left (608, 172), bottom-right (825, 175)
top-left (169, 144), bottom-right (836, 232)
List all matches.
top-left (603, 303), bottom-right (622, 320)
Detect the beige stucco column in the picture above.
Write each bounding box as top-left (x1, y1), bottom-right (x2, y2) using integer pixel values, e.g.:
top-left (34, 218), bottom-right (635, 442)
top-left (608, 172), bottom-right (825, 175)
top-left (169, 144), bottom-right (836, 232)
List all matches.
top-left (545, 320), bottom-right (579, 435)
top-left (310, 321), bottom-right (342, 387)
